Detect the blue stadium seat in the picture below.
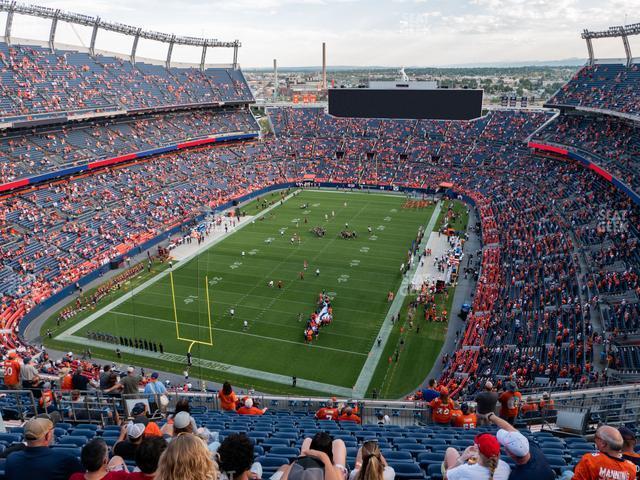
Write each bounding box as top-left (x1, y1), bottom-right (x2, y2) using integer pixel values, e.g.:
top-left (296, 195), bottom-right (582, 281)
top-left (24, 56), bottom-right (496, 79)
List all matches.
top-left (381, 450), bottom-right (414, 463)
top-left (390, 462), bottom-right (426, 480)
top-left (426, 463), bottom-right (443, 480)
top-left (0, 433), bottom-right (21, 444)
top-left (58, 436), bottom-right (88, 447)
top-left (263, 438), bottom-right (293, 449)
top-left (268, 447), bottom-right (300, 461)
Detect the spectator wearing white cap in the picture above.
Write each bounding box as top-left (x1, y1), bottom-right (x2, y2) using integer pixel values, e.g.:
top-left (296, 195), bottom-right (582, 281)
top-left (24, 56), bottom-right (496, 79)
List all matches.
top-left (237, 398), bottom-right (267, 415)
top-left (480, 411), bottom-right (554, 480)
top-left (171, 411), bottom-right (197, 436)
top-left (113, 421), bottom-right (146, 461)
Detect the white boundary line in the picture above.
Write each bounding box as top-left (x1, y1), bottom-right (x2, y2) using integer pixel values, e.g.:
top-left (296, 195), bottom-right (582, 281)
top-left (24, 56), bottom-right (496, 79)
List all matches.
top-left (64, 337), bottom-right (354, 396)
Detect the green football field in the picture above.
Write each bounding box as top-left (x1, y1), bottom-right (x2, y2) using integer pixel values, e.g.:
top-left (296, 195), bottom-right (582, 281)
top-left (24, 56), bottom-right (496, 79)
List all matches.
top-left (47, 190), bottom-right (448, 396)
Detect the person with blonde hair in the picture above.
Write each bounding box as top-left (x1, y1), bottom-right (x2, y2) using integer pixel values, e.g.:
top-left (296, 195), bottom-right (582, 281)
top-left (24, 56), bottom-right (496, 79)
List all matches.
top-left (349, 441), bottom-right (395, 480)
top-left (155, 434), bottom-right (218, 480)
top-left (444, 433), bottom-right (510, 480)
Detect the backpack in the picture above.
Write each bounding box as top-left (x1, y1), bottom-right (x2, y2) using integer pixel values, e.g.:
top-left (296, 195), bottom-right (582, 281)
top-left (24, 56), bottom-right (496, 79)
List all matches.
top-left (288, 456), bottom-right (326, 480)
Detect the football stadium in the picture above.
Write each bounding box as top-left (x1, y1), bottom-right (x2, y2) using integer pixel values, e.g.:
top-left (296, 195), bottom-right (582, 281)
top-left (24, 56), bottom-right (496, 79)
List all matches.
top-left (0, 1), bottom-right (639, 479)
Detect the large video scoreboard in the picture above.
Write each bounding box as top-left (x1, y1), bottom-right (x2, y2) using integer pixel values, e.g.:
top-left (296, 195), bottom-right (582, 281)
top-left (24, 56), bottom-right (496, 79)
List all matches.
top-left (328, 88), bottom-right (483, 121)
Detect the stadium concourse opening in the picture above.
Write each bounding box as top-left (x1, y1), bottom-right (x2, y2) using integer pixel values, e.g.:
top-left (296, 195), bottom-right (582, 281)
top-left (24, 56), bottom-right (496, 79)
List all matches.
top-left (49, 189), bottom-right (453, 398)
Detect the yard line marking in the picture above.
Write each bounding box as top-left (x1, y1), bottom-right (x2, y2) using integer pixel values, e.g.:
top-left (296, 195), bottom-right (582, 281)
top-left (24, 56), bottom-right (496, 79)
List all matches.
top-left (102, 311), bottom-right (368, 357)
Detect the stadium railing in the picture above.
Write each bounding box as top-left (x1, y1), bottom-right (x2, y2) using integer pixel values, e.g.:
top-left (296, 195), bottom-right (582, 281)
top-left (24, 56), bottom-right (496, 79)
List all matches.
top-left (34, 383), bottom-right (640, 429)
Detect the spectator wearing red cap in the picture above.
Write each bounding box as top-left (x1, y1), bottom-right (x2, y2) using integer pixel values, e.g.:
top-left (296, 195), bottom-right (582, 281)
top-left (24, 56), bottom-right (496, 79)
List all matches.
top-left (429, 388), bottom-right (455, 425)
top-left (481, 411), bottom-right (554, 480)
top-left (445, 433), bottom-right (511, 480)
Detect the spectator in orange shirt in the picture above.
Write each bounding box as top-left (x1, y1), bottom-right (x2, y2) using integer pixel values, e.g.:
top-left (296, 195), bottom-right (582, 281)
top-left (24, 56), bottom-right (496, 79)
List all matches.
top-left (337, 407), bottom-right (361, 424)
top-left (237, 398), bottom-right (267, 416)
top-left (450, 401), bottom-right (463, 424)
top-left (218, 381), bottom-right (238, 412)
top-left (573, 425), bottom-right (636, 480)
top-left (3, 352), bottom-right (20, 390)
top-left (315, 400), bottom-right (339, 421)
top-left (538, 392), bottom-right (555, 411)
top-left (498, 383), bottom-right (522, 424)
top-left (452, 403), bottom-right (478, 429)
top-left (429, 388), bottom-right (455, 425)
top-left (520, 396), bottom-right (539, 415)
top-left (61, 369), bottom-right (73, 391)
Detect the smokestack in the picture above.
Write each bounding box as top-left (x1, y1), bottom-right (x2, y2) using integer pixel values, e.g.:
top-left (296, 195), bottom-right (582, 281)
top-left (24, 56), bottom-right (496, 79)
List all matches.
top-left (273, 58), bottom-right (278, 101)
top-left (322, 42), bottom-right (327, 90)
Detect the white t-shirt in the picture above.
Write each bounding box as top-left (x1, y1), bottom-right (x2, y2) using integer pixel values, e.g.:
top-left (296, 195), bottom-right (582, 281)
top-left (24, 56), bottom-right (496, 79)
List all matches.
top-left (349, 465), bottom-right (395, 480)
top-left (447, 460), bottom-right (511, 480)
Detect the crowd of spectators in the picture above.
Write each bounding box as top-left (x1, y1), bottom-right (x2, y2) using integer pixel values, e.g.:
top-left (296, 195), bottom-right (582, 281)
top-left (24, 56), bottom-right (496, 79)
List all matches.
top-left (0, 42), bottom-right (253, 121)
top-left (546, 63), bottom-right (640, 117)
top-left (0, 380), bottom-right (637, 480)
top-left (0, 101), bottom-right (637, 402)
top-left (533, 113), bottom-right (640, 194)
top-left (0, 108), bottom-right (258, 183)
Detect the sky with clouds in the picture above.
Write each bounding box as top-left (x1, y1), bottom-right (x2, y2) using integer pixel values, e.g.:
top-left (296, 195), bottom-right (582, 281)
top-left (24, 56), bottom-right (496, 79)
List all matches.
top-left (2, 0), bottom-right (640, 67)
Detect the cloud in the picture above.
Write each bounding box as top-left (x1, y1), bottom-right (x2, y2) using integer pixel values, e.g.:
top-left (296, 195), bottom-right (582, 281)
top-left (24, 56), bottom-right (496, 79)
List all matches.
top-left (2, 0), bottom-right (638, 67)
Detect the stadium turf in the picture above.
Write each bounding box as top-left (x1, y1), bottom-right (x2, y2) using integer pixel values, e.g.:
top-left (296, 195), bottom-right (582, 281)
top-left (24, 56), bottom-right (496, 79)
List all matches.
top-left (46, 189), bottom-right (448, 396)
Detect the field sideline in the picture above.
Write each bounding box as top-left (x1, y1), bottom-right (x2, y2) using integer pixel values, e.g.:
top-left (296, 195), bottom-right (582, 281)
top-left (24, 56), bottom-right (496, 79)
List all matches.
top-left (47, 189), bottom-right (449, 397)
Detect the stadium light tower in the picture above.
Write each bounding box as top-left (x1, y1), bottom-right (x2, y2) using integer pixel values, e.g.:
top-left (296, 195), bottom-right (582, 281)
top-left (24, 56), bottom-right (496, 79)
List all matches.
top-left (0, 1), bottom-right (242, 68)
top-left (48, 8), bottom-right (59, 51)
top-left (581, 23), bottom-right (640, 67)
top-left (4, 0), bottom-right (16, 44)
top-left (89, 17), bottom-right (100, 56)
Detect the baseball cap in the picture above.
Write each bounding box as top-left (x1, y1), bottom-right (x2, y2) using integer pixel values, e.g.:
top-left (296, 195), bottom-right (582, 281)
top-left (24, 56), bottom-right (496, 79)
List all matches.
top-left (127, 366), bottom-right (135, 373)
top-left (497, 429), bottom-right (530, 457)
top-left (24, 418), bottom-right (53, 441)
top-left (151, 372), bottom-right (159, 379)
top-left (245, 398), bottom-right (254, 408)
top-left (127, 422), bottom-right (146, 439)
top-left (173, 411), bottom-right (192, 429)
top-left (474, 433), bottom-right (501, 458)
top-left (131, 402), bottom-right (146, 416)
top-left (619, 427), bottom-right (636, 441)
